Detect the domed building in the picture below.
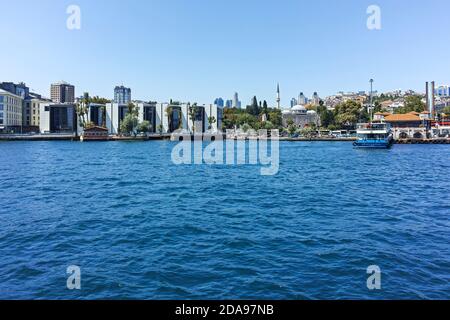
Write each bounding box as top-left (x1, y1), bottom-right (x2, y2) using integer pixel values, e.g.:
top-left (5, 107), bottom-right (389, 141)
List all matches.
top-left (282, 104), bottom-right (319, 128)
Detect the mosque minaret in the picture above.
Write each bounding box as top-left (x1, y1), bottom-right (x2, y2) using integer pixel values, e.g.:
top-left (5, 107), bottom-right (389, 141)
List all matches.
top-left (276, 83), bottom-right (281, 109)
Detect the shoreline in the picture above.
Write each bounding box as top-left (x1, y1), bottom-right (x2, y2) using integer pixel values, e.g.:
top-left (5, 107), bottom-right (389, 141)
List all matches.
top-left (1, 134), bottom-right (450, 144)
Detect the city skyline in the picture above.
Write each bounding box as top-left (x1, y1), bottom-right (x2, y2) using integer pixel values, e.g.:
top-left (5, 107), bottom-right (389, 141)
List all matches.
top-left (1, 0), bottom-right (450, 106)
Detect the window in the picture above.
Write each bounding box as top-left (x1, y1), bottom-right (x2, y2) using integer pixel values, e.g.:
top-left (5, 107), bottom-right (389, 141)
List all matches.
top-left (0, 96), bottom-right (3, 103)
top-left (0, 104), bottom-right (3, 111)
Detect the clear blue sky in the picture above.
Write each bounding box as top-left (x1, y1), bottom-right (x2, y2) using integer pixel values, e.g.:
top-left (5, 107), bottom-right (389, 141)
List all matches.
top-left (1, 0), bottom-right (449, 106)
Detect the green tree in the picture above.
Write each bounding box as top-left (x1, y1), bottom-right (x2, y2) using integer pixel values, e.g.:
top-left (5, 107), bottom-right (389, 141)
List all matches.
top-left (120, 102), bottom-right (139, 136)
top-left (188, 103), bottom-right (199, 132)
top-left (76, 92), bottom-right (90, 129)
top-left (241, 123), bottom-right (252, 133)
top-left (262, 100), bottom-right (268, 115)
top-left (300, 126), bottom-right (315, 138)
top-left (334, 100), bottom-right (363, 129)
top-left (395, 95), bottom-right (426, 114)
top-left (316, 104), bottom-right (334, 128)
top-left (120, 113), bottom-right (135, 136)
top-left (443, 106), bottom-right (450, 115)
top-left (263, 121), bottom-right (275, 130)
top-left (137, 120), bottom-right (151, 134)
top-left (246, 96), bottom-right (260, 116)
top-left (90, 96), bottom-right (111, 104)
top-left (207, 116), bottom-right (216, 130)
top-left (268, 109), bottom-right (282, 127)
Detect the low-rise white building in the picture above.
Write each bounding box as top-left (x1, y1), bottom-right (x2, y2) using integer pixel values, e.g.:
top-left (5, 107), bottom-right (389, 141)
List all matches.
top-left (106, 102), bottom-right (223, 135)
top-left (0, 89), bottom-right (23, 133)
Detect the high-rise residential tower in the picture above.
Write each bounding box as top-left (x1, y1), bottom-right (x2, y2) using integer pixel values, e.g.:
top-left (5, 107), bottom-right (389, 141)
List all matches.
top-left (51, 81), bottom-right (75, 103)
top-left (298, 92), bottom-right (307, 105)
top-left (290, 98), bottom-right (298, 108)
top-left (214, 97), bottom-right (224, 107)
top-left (114, 85), bottom-right (131, 104)
top-left (311, 92), bottom-right (320, 106)
top-left (232, 92), bottom-right (241, 109)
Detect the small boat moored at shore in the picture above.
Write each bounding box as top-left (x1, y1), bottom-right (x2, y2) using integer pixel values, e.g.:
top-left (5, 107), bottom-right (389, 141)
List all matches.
top-left (353, 122), bottom-right (394, 149)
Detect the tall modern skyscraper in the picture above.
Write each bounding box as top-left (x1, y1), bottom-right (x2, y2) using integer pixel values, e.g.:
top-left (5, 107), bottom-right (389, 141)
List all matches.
top-left (290, 98), bottom-right (298, 108)
top-left (298, 92), bottom-right (307, 105)
top-left (276, 83), bottom-right (281, 109)
top-left (311, 92), bottom-right (320, 106)
top-left (233, 92), bottom-right (241, 109)
top-left (435, 85), bottom-right (450, 97)
top-left (51, 81), bottom-right (75, 103)
top-left (214, 97), bottom-right (224, 107)
top-left (114, 86), bottom-right (131, 104)
top-left (232, 92), bottom-right (238, 108)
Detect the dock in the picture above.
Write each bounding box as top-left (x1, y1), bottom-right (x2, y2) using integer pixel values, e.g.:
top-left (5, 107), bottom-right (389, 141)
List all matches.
top-left (395, 138), bottom-right (450, 144)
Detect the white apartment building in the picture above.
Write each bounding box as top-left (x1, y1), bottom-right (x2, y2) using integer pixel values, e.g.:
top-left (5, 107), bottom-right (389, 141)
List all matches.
top-left (105, 102), bottom-right (223, 135)
top-left (0, 89), bottom-right (23, 132)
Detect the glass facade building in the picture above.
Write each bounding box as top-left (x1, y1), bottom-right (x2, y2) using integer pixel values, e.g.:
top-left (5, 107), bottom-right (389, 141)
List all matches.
top-left (114, 86), bottom-right (131, 104)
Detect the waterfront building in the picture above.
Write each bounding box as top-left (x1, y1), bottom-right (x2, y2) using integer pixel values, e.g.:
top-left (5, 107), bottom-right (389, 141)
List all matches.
top-left (29, 94), bottom-right (51, 128)
top-left (281, 104), bottom-right (319, 129)
top-left (0, 82), bottom-right (35, 129)
top-left (384, 112), bottom-right (431, 140)
top-left (105, 102), bottom-right (223, 135)
top-left (0, 89), bottom-right (23, 133)
top-left (39, 103), bottom-right (78, 134)
top-left (87, 103), bottom-right (106, 127)
top-left (81, 126), bottom-right (109, 141)
top-left (105, 103), bottom-right (130, 135)
top-left (51, 81), bottom-right (75, 103)
top-left (114, 86), bottom-right (131, 104)
top-left (0, 82), bottom-right (29, 100)
top-left (137, 102), bottom-right (158, 133)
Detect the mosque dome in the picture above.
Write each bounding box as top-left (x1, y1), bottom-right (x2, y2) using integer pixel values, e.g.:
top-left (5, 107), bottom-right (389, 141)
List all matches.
top-left (291, 105), bottom-right (306, 112)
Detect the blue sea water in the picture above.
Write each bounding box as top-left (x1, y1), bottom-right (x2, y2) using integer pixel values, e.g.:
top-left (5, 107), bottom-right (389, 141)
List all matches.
top-left (0, 141), bottom-right (449, 300)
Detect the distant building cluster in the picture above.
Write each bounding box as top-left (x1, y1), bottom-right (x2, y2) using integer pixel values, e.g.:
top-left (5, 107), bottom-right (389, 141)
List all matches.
top-left (216, 92), bottom-right (242, 109)
top-left (0, 81), bottom-right (224, 135)
top-left (1, 80), bottom-right (449, 136)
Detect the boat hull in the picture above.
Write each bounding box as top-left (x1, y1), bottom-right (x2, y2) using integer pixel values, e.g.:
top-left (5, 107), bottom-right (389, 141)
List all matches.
top-left (353, 139), bottom-right (393, 149)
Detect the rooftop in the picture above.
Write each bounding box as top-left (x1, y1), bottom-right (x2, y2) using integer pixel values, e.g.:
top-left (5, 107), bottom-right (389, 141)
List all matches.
top-left (52, 81), bottom-right (72, 86)
top-left (385, 114), bottom-right (422, 122)
top-left (0, 88), bottom-right (22, 99)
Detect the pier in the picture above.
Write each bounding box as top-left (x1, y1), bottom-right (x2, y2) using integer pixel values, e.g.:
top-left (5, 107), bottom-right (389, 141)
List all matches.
top-left (395, 138), bottom-right (450, 144)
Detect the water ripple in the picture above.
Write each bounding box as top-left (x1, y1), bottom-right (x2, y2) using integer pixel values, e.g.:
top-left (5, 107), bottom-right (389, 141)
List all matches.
top-left (0, 141), bottom-right (449, 299)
